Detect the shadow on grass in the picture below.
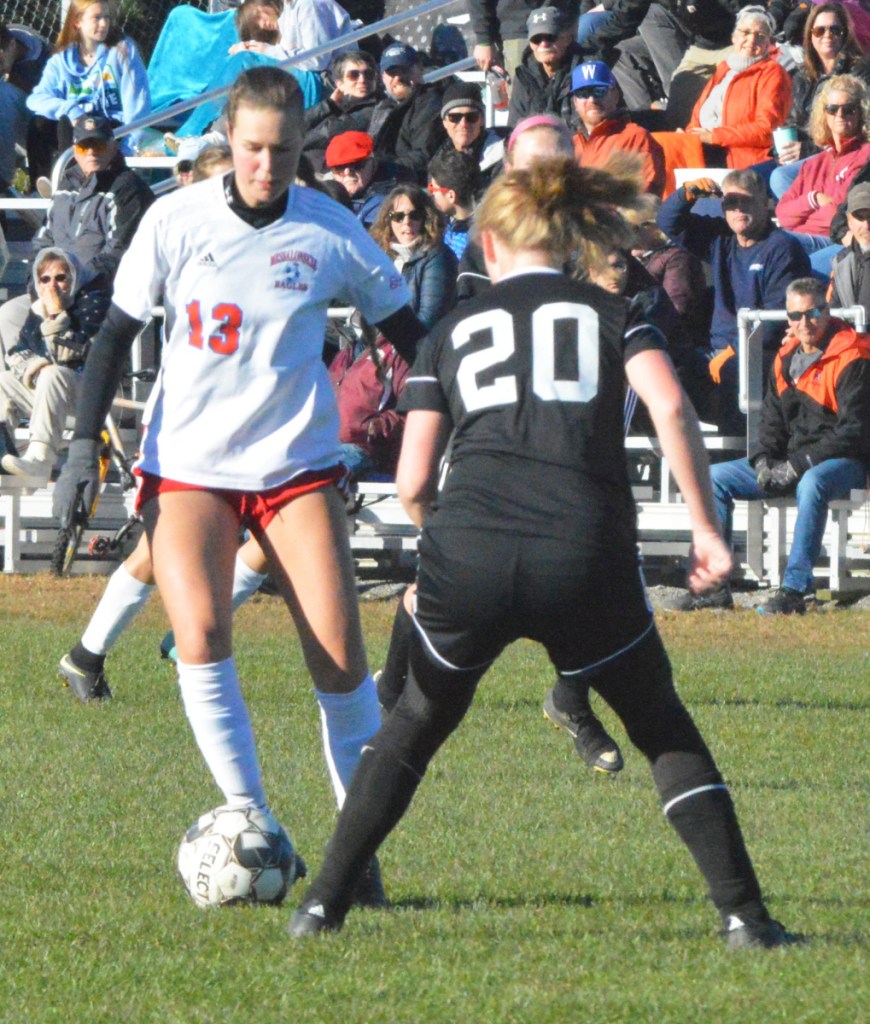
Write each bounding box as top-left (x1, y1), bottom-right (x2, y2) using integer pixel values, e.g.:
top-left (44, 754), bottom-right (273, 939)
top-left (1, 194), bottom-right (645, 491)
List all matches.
top-left (484, 696), bottom-right (870, 713)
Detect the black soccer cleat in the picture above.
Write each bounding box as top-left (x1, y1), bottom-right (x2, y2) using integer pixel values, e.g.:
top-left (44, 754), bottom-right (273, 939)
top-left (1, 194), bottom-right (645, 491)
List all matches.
top-left (543, 690), bottom-right (624, 774)
top-left (287, 900), bottom-right (346, 939)
top-left (58, 653), bottom-right (112, 702)
top-left (725, 914), bottom-right (799, 950)
top-left (351, 855), bottom-right (388, 910)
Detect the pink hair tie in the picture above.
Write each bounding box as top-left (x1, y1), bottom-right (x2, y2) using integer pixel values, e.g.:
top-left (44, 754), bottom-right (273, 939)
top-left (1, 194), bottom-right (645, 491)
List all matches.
top-left (507, 114), bottom-right (568, 152)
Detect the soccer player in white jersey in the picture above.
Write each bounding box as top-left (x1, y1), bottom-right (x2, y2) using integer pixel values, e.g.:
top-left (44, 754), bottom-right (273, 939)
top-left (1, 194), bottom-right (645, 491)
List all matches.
top-left (54, 66), bottom-right (428, 903)
top-left (289, 158), bottom-right (795, 949)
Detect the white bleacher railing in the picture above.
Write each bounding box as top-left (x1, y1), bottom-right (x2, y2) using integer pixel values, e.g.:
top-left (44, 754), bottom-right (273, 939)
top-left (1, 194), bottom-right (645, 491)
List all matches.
top-left (116, 0), bottom-right (464, 145)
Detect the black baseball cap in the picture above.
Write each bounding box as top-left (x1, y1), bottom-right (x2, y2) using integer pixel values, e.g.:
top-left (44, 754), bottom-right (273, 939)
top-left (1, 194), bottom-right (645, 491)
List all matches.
top-left (73, 114), bottom-right (119, 144)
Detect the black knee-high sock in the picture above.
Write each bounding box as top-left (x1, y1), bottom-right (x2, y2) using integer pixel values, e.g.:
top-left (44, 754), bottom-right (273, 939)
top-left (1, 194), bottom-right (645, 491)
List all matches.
top-left (594, 629), bottom-right (765, 923)
top-left (660, 774), bottom-right (763, 922)
top-left (304, 743), bottom-right (424, 918)
top-left (304, 648), bottom-right (480, 920)
top-left (377, 595), bottom-right (413, 712)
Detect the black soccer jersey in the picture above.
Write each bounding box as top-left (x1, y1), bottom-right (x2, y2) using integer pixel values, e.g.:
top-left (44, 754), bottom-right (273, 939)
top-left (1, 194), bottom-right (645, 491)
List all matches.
top-left (400, 269), bottom-right (665, 545)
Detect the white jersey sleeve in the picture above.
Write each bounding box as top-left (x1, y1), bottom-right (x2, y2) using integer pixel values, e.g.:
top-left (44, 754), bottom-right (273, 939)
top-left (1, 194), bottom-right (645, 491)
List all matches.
top-left (111, 199), bottom-right (171, 322)
top-left (328, 210), bottom-right (412, 324)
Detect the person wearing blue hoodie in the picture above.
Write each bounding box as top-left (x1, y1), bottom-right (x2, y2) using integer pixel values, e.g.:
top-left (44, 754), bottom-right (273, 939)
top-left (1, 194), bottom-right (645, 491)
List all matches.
top-left (26, 0), bottom-right (150, 188)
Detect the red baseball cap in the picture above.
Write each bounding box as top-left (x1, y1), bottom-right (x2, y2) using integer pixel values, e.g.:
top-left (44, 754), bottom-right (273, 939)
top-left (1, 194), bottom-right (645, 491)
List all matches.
top-left (325, 131), bottom-right (374, 168)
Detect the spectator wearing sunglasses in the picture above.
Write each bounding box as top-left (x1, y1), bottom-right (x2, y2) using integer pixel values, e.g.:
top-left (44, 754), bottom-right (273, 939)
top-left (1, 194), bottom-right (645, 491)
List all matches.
top-left (304, 51), bottom-right (381, 163)
top-left (367, 43), bottom-right (447, 180)
top-left (571, 61), bottom-right (665, 196)
top-left (432, 81), bottom-right (506, 192)
top-left (657, 168), bottom-right (810, 431)
top-left (0, 246), bottom-right (110, 482)
top-left (829, 182), bottom-right (870, 313)
top-left (369, 184), bottom-right (458, 330)
top-left (770, 3), bottom-right (870, 199)
top-left (677, 276), bottom-right (870, 615)
top-left (776, 75), bottom-right (870, 278)
top-left (0, 114), bottom-right (152, 367)
top-left (324, 130), bottom-right (413, 227)
top-left (507, 6), bottom-right (586, 128)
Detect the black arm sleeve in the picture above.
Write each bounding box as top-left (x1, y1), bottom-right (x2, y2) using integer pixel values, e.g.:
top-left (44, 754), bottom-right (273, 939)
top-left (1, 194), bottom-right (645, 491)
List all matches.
top-left (373, 304), bottom-right (428, 365)
top-left (72, 303), bottom-right (145, 441)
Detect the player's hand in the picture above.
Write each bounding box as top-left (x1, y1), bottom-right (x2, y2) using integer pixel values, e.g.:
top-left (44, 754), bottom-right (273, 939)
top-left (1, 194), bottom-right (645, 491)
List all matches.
top-left (684, 177), bottom-right (722, 201)
top-left (23, 356), bottom-right (51, 388)
top-left (687, 529), bottom-right (732, 595)
top-left (708, 344), bottom-right (735, 384)
top-left (52, 438), bottom-right (100, 528)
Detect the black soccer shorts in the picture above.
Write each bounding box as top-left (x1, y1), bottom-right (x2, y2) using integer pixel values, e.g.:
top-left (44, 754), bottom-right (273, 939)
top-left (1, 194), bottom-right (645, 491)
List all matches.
top-left (411, 525), bottom-right (654, 677)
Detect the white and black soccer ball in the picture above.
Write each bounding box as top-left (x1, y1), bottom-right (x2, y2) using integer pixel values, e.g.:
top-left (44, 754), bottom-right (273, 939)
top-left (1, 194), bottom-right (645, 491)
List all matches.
top-left (177, 805), bottom-right (301, 908)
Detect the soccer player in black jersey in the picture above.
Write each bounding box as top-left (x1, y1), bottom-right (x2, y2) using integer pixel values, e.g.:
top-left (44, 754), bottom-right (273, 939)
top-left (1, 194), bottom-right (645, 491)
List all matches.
top-left (289, 158), bottom-right (794, 949)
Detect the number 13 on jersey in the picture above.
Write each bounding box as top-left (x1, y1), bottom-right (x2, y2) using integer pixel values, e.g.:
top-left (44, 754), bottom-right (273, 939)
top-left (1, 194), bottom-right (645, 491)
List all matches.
top-left (186, 300), bottom-right (243, 356)
top-left (452, 303), bottom-right (600, 412)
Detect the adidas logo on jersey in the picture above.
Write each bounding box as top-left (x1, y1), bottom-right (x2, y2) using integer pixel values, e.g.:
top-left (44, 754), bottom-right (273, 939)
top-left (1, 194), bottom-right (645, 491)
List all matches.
top-left (198, 252), bottom-right (217, 267)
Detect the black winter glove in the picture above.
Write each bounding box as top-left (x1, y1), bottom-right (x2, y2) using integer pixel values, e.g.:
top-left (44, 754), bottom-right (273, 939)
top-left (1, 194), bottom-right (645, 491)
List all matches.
top-left (766, 459), bottom-right (800, 495)
top-left (754, 455), bottom-right (774, 491)
top-left (53, 438), bottom-right (100, 528)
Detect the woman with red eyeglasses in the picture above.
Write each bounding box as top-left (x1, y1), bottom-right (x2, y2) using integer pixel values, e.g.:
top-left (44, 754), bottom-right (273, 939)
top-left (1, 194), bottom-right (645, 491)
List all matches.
top-left (770, 2), bottom-right (870, 198)
top-left (776, 74), bottom-right (870, 276)
top-left (370, 184), bottom-right (458, 330)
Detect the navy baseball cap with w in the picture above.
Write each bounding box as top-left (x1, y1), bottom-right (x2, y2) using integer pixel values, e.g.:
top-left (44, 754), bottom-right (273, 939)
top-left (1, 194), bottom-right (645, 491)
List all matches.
top-left (571, 61), bottom-right (617, 93)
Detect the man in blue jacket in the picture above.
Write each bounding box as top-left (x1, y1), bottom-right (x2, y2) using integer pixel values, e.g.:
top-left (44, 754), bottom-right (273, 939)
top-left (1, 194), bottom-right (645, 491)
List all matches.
top-left (657, 168), bottom-right (810, 432)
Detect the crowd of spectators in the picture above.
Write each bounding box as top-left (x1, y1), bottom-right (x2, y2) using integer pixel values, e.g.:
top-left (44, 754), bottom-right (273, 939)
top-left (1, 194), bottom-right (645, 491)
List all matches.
top-left (1, 0), bottom-right (869, 605)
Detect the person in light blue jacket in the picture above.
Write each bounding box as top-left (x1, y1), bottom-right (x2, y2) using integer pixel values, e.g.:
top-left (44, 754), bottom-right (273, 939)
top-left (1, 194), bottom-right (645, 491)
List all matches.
top-left (26, 0), bottom-right (150, 187)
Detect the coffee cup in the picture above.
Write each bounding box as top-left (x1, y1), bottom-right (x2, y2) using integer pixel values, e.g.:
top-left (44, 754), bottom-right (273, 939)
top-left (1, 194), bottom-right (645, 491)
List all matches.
top-left (773, 126), bottom-right (798, 156)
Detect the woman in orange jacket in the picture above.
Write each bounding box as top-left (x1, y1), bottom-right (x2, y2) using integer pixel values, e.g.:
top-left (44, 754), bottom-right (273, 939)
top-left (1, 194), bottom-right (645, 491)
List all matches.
top-left (654, 5), bottom-right (792, 194)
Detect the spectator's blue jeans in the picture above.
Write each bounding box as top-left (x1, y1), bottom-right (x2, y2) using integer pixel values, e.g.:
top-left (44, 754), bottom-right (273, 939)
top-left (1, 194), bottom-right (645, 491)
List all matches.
top-left (577, 11), bottom-right (616, 48)
top-left (787, 230), bottom-right (843, 280)
top-left (769, 157), bottom-right (810, 200)
top-left (711, 456), bottom-right (867, 592)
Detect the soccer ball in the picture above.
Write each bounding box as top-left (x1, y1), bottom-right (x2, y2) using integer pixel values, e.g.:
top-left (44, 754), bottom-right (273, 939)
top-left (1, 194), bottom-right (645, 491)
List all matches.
top-left (177, 805), bottom-right (302, 908)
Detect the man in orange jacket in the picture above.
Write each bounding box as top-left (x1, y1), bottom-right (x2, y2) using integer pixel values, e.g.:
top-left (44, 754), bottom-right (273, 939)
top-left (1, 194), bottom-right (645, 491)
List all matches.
top-left (677, 276), bottom-right (870, 614)
top-left (571, 60), bottom-right (665, 196)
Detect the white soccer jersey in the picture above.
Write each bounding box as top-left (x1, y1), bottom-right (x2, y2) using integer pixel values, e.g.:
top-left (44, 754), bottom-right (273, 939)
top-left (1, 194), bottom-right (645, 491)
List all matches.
top-left (112, 175), bottom-right (411, 490)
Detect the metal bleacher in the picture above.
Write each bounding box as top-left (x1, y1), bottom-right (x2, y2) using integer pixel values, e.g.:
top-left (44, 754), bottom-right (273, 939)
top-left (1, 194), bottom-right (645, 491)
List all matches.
top-left (3, 0), bottom-right (870, 589)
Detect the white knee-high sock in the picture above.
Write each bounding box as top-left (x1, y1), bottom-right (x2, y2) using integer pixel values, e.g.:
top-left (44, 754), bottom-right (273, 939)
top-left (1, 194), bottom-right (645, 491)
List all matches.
top-left (231, 555), bottom-right (267, 612)
top-left (315, 674), bottom-right (382, 808)
top-left (177, 657), bottom-right (266, 808)
top-left (81, 564), bottom-right (155, 655)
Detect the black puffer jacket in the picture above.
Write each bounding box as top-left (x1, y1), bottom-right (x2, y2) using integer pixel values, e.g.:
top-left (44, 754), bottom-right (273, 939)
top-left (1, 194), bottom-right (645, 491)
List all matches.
top-left (507, 42), bottom-right (587, 127)
top-left (34, 154), bottom-right (154, 291)
top-left (368, 83), bottom-right (448, 180)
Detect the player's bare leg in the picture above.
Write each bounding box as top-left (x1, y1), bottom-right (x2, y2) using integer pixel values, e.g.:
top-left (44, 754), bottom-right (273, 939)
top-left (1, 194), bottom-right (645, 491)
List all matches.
top-left (143, 490), bottom-right (266, 808)
top-left (260, 484), bottom-right (385, 905)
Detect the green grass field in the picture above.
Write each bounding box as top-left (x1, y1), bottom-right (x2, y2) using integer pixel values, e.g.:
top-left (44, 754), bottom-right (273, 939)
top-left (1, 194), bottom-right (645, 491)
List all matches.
top-left (1, 577), bottom-right (867, 1024)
